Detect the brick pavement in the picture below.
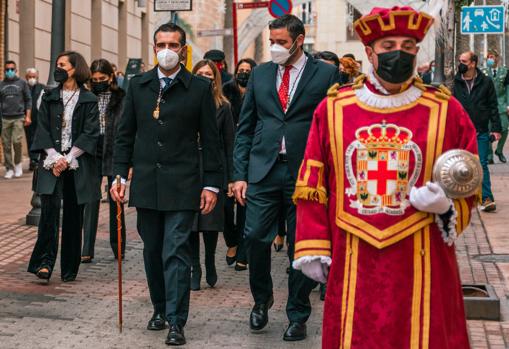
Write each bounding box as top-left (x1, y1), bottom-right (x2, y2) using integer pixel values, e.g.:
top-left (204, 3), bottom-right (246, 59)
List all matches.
top-left (0, 159), bottom-right (507, 348)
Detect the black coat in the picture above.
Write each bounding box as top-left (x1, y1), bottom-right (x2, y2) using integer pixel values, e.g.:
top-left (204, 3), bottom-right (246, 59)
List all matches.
top-left (233, 53), bottom-right (340, 183)
top-left (192, 102), bottom-right (235, 232)
top-left (113, 66), bottom-right (223, 211)
top-left (31, 86), bottom-right (101, 204)
top-left (99, 88), bottom-right (125, 176)
top-left (452, 68), bottom-right (502, 134)
top-left (29, 83), bottom-right (45, 124)
top-left (223, 79), bottom-right (243, 125)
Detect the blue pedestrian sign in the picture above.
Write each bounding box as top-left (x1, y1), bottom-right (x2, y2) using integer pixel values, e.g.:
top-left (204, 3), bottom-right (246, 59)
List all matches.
top-left (461, 6), bottom-right (505, 34)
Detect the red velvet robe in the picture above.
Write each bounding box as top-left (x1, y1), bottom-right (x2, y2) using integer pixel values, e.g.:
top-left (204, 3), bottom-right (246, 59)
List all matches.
top-left (293, 77), bottom-right (478, 349)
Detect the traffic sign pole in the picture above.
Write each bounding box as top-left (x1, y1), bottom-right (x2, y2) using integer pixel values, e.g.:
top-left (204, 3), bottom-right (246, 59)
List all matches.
top-left (232, 1), bottom-right (270, 66)
top-left (233, 3), bottom-right (238, 67)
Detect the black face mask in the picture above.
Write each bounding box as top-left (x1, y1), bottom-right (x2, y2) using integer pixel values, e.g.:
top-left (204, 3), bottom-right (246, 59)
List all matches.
top-left (236, 72), bottom-right (250, 87)
top-left (338, 71), bottom-right (350, 85)
top-left (458, 63), bottom-right (469, 74)
top-left (375, 50), bottom-right (416, 84)
top-left (91, 81), bottom-right (110, 94)
top-left (54, 67), bottom-right (69, 84)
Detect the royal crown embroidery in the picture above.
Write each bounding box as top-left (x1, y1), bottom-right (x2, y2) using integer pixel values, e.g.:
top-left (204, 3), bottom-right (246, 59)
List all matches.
top-left (345, 121), bottom-right (422, 215)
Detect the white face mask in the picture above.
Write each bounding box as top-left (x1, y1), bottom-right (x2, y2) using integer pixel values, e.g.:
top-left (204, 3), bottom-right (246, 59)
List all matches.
top-left (157, 48), bottom-right (180, 70)
top-left (270, 40), bottom-right (298, 65)
top-left (28, 78), bottom-right (37, 86)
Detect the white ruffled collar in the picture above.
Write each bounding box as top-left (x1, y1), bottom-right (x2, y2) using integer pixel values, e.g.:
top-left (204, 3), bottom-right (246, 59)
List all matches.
top-left (355, 65), bottom-right (423, 109)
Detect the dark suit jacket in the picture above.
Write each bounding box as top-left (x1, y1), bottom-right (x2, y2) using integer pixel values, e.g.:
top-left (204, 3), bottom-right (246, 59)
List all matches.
top-left (113, 66), bottom-right (223, 211)
top-left (233, 53), bottom-right (339, 183)
top-left (31, 86), bottom-right (101, 204)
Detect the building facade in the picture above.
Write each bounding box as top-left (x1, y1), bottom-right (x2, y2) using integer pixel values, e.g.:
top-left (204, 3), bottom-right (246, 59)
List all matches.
top-left (4, 0), bottom-right (156, 83)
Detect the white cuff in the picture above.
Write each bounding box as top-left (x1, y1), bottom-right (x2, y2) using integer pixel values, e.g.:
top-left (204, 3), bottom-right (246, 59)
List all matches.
top-left (69, 146), bottom-right (84, 158)
top-left (43, 150), bottom-right (64, 170)
top-left (204, 186), bottom-right (220, 194)
top-left (292, 255), bottom-right (332, 271)
top-left (111, 177), bottom-right (127, 187)
top-left (435, 205), bottom-right (458, 246)
top-left (64, 153), bottom-right (79, 170)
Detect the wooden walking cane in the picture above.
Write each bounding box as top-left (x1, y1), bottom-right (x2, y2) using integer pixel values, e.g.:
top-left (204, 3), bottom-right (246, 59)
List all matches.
top-left (116, 175), bottom-right (123, 333)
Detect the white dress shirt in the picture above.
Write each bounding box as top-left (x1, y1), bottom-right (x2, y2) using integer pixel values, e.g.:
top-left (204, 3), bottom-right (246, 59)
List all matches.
top-left (276, 52), bottom-right (308, 154)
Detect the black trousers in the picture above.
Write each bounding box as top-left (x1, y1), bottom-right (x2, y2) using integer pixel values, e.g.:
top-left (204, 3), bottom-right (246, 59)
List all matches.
top-left (28, 171), bottom-right (84, 280)
top-left (136, 208), bottom-right (195, 327)
top-left (245, 161), bottom-right (318, 323)
top-left (82, 173), bottom-right (126, 259)
top-left (223, 196), bottom-right (247, 263)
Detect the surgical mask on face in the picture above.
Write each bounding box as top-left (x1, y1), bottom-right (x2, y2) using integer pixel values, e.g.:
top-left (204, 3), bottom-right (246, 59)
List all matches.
top-left (458, 63), bottom-right (469, 75)
top-left (487, 58), bottom-right (495, 67)
top-left (375, 50), bottom-right (416, 84)
top-left (27, 78), bottom-right (37, 86)
top-left (236, 71), bottom-right (250, 87)
top-left (270, 39), bottom-right (298, 65)
top-left (157, 48), bottom-right (180, 70)
top-left (5, 69), bottom-right (15, 79)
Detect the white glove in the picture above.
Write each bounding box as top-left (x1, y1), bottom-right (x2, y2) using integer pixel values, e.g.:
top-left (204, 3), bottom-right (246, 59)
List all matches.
top-left (300, 260), bottom-right (329, 284)
top-left (409, 182), bottom-right (452, 215)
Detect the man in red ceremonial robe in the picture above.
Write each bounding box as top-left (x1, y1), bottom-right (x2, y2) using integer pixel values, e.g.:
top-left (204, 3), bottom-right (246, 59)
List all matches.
top-left (292, 6), bottom-right (478, 349)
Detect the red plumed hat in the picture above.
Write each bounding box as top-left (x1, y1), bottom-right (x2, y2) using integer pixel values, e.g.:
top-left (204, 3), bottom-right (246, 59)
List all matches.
top-left (354, 6), bottom-right (434, 46)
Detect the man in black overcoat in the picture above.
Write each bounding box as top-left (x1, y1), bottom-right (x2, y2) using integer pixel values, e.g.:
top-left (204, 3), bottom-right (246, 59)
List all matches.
top-left (111, 23), bottom-right (222, 346)
top-left (232, 15), bottom-right (339, 341)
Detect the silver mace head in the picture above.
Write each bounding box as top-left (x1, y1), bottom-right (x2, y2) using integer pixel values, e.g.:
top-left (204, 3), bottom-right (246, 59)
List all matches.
top-left (433, 149), bottom-right (482, 199)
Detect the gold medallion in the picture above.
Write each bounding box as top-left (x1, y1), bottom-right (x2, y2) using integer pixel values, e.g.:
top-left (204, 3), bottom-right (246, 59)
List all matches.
top-left (153, 109), bottom-right (159, 119)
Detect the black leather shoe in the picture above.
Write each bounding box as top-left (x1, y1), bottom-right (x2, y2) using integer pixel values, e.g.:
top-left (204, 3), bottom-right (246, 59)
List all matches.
top-left (147, 313), bottom-right (167, 331)
top-left (165, 324), bottom-right (186, 346)
top-left (283, 322), bottom-right (307, 341)
top-left (250, 296), bottom-right (274, 331)
top-left (205, 259), bottom-right (217, 288)
top-left (495, 151), bottom-right (507, 163)
top-left (61, 274), bottom-right (76, 282)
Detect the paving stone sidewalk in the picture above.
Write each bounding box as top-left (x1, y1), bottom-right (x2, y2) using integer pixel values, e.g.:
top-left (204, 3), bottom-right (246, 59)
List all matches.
top-left (0, 159), bottom-right (507, 348)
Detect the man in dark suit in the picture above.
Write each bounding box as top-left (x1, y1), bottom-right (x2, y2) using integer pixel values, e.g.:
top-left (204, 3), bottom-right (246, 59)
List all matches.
top-left (232, 14), bottom-right (339, 341)
top-left (111, 23), bottom-right (222, 346)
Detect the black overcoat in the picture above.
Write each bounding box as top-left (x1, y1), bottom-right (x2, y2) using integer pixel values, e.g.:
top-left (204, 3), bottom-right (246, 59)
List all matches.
top-left (113, 66), bottom-right (223, 211)
top-left (31, 86), bottom-right (101, 204)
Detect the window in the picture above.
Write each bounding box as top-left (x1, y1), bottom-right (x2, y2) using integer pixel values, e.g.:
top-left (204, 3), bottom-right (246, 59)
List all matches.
top-left (346, 2), bottom-right (362, 41)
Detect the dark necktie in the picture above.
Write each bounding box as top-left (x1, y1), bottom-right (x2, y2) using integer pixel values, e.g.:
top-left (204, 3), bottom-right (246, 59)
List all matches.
top-left (278, 66), bottom-right (292, 112)
top-left (162, 77), bottom-right (172, 91)
top-left (493, 69), bottom-right (497, 78)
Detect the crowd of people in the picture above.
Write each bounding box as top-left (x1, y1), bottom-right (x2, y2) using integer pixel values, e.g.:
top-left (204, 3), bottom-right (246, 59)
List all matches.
top-left (0, 5), bottom-right (504, 348)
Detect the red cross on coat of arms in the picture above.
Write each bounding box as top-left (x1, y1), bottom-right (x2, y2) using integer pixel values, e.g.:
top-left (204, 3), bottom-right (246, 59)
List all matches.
top-left (345, 121), bottom-right (423, 215)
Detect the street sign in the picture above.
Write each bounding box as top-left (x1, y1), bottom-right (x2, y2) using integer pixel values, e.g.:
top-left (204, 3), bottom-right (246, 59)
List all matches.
top-left (461, 5), bottom-right (505, 34)
top-left (236, 2), bottom-right (269, 10)
top-left (268, 0), bottom-right (293, 19)
top-left (197, 28), bottom-right (233, 37)
top-left (154, 0), bottom-right (192, 11)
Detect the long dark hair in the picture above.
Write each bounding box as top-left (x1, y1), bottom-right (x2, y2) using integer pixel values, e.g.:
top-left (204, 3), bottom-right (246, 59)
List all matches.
top-left (56, 51), bottom-right (90, 85)
top-left (90, 58), bottom-right (120, 92)
top-left (234, 58), bottom-right (257, 75)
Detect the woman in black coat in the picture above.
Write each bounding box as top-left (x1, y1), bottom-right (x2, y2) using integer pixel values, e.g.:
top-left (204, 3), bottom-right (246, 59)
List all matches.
top-left (190, 60), bottom-right (235, 290)
top-left (221, 58), bottom-right (256, 271)
top-left (81, 59), bottom-right (126, 263)
top-left (28, 51), bottom-right (100, 282)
